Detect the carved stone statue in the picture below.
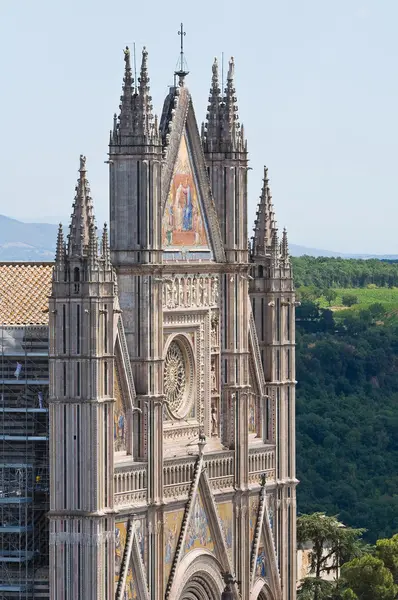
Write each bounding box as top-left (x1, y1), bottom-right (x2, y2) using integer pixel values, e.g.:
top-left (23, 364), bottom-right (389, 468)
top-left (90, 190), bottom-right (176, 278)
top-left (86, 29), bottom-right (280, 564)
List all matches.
top-left (199, 279), bottom-right (205, 304)
top-left (186, 278), bottom-right (191, 306)
top-left (211, 313), bottom-right (219, 348)
top-left (211, 405), bottom-right (218, 436)
top-left (192, 277), bottom-right (198, 305)
top-left (211, 362), bottom-right (217, 392)
top-left (203, 278), bottom-right (209, 305)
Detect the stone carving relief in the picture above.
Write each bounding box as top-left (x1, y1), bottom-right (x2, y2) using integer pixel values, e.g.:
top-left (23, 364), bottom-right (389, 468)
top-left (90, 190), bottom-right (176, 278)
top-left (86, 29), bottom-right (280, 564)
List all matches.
top-left (163, 275), bottom-right (219, 309)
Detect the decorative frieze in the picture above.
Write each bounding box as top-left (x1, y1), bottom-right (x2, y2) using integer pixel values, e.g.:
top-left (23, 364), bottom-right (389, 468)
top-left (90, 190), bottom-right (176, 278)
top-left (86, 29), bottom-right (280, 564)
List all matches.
top-left (162, 275), bottom-right (219, 309)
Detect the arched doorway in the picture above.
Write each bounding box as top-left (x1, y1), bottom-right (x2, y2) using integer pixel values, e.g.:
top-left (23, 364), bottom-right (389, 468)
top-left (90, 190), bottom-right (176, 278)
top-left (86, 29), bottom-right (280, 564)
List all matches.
top-left (250, 578), bottom-right (278, 600)
top-left (180, 571), bottom-right (221, 600)
top-left (170, 549), bottom-right (224, 600)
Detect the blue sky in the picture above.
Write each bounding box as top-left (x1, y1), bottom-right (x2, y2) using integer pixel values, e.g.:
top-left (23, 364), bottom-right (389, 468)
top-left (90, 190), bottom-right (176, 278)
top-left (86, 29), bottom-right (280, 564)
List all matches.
top-left (0, 0), bottom-right (397, 253)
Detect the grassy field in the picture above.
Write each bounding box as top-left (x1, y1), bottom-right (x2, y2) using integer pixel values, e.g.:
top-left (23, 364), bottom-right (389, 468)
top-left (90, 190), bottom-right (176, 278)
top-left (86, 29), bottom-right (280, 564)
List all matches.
top-left (317, 286), bottom-right (398, 313)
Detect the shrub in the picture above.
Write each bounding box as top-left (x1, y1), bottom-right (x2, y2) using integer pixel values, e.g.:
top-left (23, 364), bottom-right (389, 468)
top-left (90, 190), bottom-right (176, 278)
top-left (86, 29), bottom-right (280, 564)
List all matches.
top-left (342, 294), bottom-right (359, 307)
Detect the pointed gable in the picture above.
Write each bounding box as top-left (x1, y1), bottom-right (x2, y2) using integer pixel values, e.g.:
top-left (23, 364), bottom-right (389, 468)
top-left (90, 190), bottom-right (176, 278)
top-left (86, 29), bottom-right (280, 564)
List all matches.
top-left (161, 87), bottom-right (225, 263)
top-left (162, 132), bottom-right (212, 256)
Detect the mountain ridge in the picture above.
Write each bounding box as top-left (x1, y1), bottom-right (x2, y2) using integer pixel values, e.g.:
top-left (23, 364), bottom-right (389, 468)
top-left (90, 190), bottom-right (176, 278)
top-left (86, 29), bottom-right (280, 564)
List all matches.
top-left (0, 214), bottom-right (397, 261)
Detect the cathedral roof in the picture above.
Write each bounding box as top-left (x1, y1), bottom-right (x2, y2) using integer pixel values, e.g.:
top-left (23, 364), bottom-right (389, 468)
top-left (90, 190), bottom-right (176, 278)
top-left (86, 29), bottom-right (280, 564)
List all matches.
top-left (0, 263), bottom-right (52, 325)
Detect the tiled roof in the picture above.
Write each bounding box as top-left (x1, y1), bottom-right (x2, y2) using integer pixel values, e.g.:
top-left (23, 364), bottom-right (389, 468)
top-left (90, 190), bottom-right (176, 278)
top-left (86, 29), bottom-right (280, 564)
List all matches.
top-left (0, 263), bottom-right (53, 325)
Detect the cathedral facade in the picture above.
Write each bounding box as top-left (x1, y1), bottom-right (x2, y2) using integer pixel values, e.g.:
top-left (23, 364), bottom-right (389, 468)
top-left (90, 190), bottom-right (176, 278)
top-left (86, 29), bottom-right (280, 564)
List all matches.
top-left (48, 46), bottom-right (297, 600)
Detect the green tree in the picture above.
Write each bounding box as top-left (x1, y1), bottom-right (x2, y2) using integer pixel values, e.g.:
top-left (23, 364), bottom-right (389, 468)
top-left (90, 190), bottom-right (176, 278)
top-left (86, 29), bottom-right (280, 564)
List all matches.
top-left (297, 514), bottom-right (365, 600)
top-left (341, 554), bottom-right (398, 600)
top-left (324, 288), bottom-right (338, 306)
top-left (298, 285), bottom-right (321, 303)
top-left (375, 533), bottom-right (398, 584)
top-left (341, 294), bottom-right (359, 307)
top-left (367, 302), bottom-right (385, 320)
top-left (297, 578), bottom-right (335, 600)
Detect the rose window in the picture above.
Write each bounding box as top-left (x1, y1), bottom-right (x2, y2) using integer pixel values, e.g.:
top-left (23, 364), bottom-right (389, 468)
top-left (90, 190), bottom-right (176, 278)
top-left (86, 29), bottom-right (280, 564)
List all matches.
top-left (164, 338), bottom-right (194, 419)
top-left (164, 341), bottom-right (186, 412)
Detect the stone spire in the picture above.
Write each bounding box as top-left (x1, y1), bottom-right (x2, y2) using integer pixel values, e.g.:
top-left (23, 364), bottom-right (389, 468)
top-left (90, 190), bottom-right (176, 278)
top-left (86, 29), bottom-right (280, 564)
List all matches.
top-left (220, 57), bottom-right (245, 152)
top-left (252, 167), bottom-right (277, 257)
top-left (88, 222), bottom-right (99, 267)
top-left (281, 227), bottom-right (289, 262)
top-left (55, 223), bottom-right (65, 264)
top-left (119, 46), bottom-right (134, 133)
top-left (203, 58), bottom-right (222, 152)
top-left (136, 47), bottom-right (152, 137)
top-left (111, 46), bottom-right (159, 146)
top-left (101, 223), bottom-right (111, 268)
top-left (68, 155), bottom-right (95, 258)
top-left (271, 229), bottom-right (279, 265)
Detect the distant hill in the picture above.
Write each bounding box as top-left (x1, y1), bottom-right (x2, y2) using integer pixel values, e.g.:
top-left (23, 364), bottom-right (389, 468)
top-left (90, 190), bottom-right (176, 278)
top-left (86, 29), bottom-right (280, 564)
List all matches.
top-left (289, 243), bottom-right (398, 260)
top-left (0, 215), bottom-right (57, 261)
top-left (0, 215), bottom-right (397, 261)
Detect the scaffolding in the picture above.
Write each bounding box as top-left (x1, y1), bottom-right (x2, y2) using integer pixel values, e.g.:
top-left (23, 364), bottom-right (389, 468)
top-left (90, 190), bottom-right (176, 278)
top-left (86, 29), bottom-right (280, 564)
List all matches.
top-left (0, 326), bottom-right (49, 600)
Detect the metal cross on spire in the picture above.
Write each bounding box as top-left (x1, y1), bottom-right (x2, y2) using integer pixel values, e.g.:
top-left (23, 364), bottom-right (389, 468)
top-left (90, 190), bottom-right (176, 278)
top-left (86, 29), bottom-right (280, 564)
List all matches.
top-left (175, 22), bottom-right (189, 86)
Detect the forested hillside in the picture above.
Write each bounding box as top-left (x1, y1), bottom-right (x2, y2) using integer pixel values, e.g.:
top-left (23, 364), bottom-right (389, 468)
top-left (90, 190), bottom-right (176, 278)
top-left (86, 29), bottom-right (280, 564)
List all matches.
top-left (294, 256), bottom-right (398, 543)
top-left (292, 255), bottom-right (398, 288)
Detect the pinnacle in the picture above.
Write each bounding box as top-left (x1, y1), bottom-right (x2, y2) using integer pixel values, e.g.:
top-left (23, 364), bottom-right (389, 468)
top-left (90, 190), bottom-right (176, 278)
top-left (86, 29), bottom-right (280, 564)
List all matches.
top-left (252, 166), bottom-right (278, 258)
top-left (137, 46), bottom-right (155, 140)
top-left (118, 47), bottom-right (134, 133)
top-left (212, 57), bottom-right (219, 91)
top-left (101, 223), bottom-right (111, 267)
top-left (55, 223), bottom-right (65, 264)
top-left (88, 222), bottom-right (99, 265)
top-left (203, 56), bottom-right (245, 153)
top-left (281, 227), bottom-right (290, 262)
top-left (227, 56), bottom-right (235, 80)
top-left (111, 45), bottom-right (159, 145)
top-left (203, 57), bottom-right (222, 152)
top-left (221, 57), bottom-right (239, 149)
top-left (68, 155), bottom-right (95, 258)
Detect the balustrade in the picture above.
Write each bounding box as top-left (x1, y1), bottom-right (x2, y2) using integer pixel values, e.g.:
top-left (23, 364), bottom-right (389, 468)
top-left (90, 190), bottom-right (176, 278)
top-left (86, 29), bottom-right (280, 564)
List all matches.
top-left (113, 447), bottom-right (275, 505)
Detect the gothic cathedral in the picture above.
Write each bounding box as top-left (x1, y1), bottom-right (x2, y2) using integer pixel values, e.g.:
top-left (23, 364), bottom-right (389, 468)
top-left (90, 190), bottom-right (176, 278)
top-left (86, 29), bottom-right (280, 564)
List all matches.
top-left (48, 46), bottom-right (297, 600)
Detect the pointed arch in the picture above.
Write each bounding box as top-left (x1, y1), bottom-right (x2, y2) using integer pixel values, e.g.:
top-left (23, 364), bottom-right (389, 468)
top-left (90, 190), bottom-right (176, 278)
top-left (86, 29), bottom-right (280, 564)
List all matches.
top-left (250, 578), bottom-right (278, 600)
top-left (172, 550), bottom-right (225, 600)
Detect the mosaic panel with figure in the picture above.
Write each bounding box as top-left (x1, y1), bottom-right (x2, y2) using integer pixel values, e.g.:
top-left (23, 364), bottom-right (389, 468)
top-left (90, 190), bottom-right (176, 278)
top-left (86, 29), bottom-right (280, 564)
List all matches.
top-left (256, 545), bottom-right (267, 578)
top-left (115, 521), bottom-right (126, 582)
top-left (218, 501), bottom-right (233, 560)
top-left (164, 509), bottom-right (185, 585)
top-left (162, 133), bottom-right (210, 251)
top-left (123, 566), bottom-right (139, 600)
top-left (114, 365), bottom-right (126, 452)
top-left (183, 491), bottom-right (214, 555)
